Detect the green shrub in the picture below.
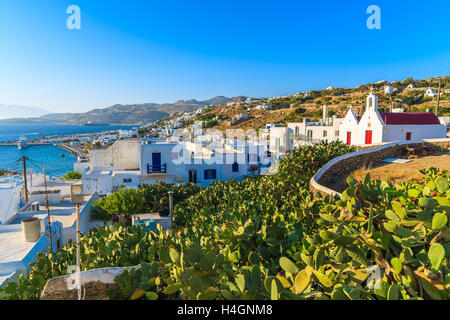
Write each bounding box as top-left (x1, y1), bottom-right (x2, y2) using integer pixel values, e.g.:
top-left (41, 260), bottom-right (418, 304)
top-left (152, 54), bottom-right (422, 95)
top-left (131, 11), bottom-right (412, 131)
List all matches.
top-left (63, 171), bottom-right (82, 180)
top-left (4, 143), bottom-right (448, 300)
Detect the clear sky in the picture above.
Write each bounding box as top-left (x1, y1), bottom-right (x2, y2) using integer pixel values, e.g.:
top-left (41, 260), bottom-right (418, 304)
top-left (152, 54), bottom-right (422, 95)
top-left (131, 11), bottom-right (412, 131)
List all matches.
top-left (1, 0), bottom-right (450, 113)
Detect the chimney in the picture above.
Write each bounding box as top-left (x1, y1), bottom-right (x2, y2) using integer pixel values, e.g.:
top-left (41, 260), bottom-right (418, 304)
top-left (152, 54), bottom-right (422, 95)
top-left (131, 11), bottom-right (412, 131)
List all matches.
top-left (323, 105), bottom-right (328, 121)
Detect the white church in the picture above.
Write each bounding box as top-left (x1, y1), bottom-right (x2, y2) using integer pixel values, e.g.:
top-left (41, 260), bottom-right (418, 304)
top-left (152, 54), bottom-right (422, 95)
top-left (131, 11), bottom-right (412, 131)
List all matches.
top-left (339, 91), bottom-right (447, 146)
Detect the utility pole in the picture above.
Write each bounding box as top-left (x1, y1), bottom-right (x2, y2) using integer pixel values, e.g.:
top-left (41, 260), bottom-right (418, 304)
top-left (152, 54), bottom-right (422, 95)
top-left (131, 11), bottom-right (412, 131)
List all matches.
top-left (436, 78), bottom-right (442, 117)
top-left (21, 156), bottom-right (29, 205)
top-left (76, 202), bottom-right (81, 300)
top-left (43, 167), bottom-right (53, 250)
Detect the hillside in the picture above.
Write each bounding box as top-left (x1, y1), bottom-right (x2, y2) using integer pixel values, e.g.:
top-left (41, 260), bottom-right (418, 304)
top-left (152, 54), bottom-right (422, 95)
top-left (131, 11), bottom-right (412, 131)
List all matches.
top-left (178, 76), bottom-right (450, 132)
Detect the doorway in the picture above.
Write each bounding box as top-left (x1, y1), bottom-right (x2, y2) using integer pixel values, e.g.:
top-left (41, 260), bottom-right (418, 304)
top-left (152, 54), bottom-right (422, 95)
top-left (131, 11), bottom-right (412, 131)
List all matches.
top-left (346, 132), bottom-right (352, 145)
top-left (189, 169), bottom-right (197, 183)
top-left (365, 130), bottom-right (372, 145)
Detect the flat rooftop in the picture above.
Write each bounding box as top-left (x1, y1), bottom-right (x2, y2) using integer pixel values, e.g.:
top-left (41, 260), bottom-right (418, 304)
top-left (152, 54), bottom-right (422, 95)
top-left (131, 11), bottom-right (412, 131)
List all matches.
top-left (0, 224), bottom-right (35, 265)
top-left (0, 224), bottom-right (37, 286)
top-left (11, 195), bottom-right (92, 228)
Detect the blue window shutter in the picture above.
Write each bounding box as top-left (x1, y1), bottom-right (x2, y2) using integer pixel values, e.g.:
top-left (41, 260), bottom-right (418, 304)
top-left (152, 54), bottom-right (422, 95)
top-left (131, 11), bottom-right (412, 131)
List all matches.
top-left (204, 169), bottom-right (217, 180)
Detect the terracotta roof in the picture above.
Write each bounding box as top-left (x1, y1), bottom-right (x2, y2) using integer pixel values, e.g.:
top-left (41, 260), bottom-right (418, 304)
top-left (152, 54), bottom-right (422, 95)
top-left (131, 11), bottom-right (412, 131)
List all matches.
top-left (379, 112), bottom-right (441, 125)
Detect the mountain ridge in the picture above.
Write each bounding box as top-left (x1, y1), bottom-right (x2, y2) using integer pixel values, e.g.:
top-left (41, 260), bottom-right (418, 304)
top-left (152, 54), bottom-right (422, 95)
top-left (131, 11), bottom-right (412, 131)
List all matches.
top-left (0, 96), bottom-right (234, 125)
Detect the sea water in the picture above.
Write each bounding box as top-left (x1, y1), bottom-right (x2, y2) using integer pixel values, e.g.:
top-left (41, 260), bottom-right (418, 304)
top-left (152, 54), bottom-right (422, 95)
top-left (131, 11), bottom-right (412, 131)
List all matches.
top-left (0, 123), bottom-right (134, 177)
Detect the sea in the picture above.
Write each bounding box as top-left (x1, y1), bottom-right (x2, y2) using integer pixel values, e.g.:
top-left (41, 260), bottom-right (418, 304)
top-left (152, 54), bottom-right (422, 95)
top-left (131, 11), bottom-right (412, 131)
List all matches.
top-left (0, 123), bottom-right (134, 177)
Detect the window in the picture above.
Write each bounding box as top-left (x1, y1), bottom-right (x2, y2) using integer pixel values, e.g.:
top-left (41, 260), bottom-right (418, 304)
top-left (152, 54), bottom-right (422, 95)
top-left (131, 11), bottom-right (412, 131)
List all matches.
top-left (307, 130), bottom-right (313, 138)
top-left (323, 130), bottom-right (327, 137)
top-left (406, 132), bottom-right (411, 141)
top-left (204, 169), bottom-right (217, 180)
top-left (123, 178), bottom-right (132, 183)
top-left (368, 97), bottom-right (373, 108)
top-left (335, 130), bottom-right (339, 137)
top-left (232, 162), bottom-right (239, 172)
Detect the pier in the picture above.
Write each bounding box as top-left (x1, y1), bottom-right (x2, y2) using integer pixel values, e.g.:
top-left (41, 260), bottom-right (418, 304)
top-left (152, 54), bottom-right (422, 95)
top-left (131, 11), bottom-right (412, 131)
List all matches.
top-left (55, 143), bottom-right (84, 157)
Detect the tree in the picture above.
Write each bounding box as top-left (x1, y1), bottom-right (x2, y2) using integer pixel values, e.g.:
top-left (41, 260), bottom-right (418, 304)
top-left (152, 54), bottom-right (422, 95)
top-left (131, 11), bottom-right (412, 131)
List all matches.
top-left (98, 186), bottom-right (145, 216)
top-left (63, 171), bottom-right (82, 180)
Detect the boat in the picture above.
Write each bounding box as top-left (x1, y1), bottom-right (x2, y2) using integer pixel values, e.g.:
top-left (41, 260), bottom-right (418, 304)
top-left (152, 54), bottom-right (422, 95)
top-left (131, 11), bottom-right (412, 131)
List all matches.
top-left (84, 121), bottom-right (110, 126)
top-left (17, 136), bottom-right (29, 150)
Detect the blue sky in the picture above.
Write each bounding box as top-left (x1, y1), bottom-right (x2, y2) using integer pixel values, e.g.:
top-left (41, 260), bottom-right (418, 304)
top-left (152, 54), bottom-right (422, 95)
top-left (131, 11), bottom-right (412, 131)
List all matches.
top-left (0, 0), bottom-right (450, 113)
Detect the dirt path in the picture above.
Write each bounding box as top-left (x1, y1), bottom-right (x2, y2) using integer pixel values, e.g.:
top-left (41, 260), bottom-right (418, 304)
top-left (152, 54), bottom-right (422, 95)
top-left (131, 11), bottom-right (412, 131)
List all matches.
top-left (349, 154), bottom-right (450, 184)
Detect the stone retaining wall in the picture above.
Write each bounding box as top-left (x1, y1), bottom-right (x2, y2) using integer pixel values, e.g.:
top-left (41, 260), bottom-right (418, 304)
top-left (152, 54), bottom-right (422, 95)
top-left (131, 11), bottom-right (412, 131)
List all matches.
top-left (40, 266), bottom-right (138, 300)
top-left (310, 138), bottom-right (450, 197)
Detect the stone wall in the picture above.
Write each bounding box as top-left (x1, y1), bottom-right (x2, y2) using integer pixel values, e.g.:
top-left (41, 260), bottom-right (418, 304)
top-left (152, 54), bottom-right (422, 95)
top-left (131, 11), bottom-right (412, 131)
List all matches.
top-left (40, 266), bottom-right (137, 300)
top-left (310, 138), bottom-right (450, 197)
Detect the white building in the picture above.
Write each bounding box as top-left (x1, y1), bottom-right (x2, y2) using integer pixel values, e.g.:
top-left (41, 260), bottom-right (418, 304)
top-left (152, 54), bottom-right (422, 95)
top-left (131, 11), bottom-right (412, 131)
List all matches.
top-left (82, 137), bottom-right (274, 195)
top-left (267, 106), bottom-right (343, 155)
top-left (255, 103), bottom-right (271, 111)
top-left (118, 129), bottom-right (138, 139)
top-left (339, 91), bottom-right (447, 146)
top-left (384, 84), bottom-right (394, 94)
top-left (426, 87), bottom-right (437, 97)
top-left (407, 83), bottom-right (415, 89)
top-left (82, 139), bottom-right (142, 195)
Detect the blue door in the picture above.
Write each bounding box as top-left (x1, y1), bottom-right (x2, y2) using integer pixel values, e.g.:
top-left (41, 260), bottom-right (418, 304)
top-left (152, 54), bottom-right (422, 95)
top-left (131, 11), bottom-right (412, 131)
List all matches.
top-left (152, 153), bottom-right (161, 172)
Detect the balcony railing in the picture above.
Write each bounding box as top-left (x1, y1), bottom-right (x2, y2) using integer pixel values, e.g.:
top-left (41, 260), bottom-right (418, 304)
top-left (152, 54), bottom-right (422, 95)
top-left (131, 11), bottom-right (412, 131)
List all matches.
top-left (147, 163), bottom-right (167, 174)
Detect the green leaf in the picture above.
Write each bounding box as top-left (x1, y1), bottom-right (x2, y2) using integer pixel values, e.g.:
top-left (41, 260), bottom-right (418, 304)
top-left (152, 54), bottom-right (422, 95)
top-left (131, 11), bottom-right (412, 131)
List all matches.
top-left (313, 248), bottom-right (325, 270)
top-left (235, 274), bottom-right (246, 293)
top-left (130, 288), bottom-right (145, 300)
top-left (387, 284), bottom-right (399, 300)
top-left (385, 210), bottom-right (399, 221)
top-left (418, 197), bottom-right (437, 209)
top-left (164, 283), bottom-right (183, 295)
top-left (294, 269), bottom-right (311, 294)
top-left (270, 279), bottom-right (279, 300)
top-left (374, 280), bottom-right (389, 299)
top-left (343, 287), bottom-right (360, 300)
top-left (346, 247), bottom-right (369, 267)
top-left (145, 291), bottom-right (158, 300)
top-left (392, 201), bottom-right (407, 219)
top-left (407, 189), bottom-right (420, 199)
top-left (169, 248), bottom-right (180, 264)
top-left (312, 270), bottom-right (333, 288)
top-left (319, 213), bottom-right (340, 223)
top-left (419, 278), bottom-right (442, 300)
top-left (197, 290), bottom-right (219, 300)
top-left (435, 177), bottom-right (449, 193)
top-left (432, 213), bottom-right (448, 230)
top-left (248, 252), bottom-right (260, 265)
top-left (390, 257), bottom-right (403, 274)
top-left (279, 257), bottom-right (299, 274)
top-left (428, 243), bottom-right (445, 271)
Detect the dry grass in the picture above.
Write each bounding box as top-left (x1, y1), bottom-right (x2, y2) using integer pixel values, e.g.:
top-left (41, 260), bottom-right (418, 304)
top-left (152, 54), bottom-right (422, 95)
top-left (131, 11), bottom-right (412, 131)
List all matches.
top-left (350, 154), bottom-right (450, 184)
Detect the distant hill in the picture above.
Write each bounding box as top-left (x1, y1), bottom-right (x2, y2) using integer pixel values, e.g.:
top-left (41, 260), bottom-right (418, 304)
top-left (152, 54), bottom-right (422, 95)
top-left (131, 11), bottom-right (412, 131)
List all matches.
top-left (0, 96), bottom-right (233, 125)
top-left (183, 76), bottom-right (450, 132)
top-left (0, 104), bottom-right (51, 120)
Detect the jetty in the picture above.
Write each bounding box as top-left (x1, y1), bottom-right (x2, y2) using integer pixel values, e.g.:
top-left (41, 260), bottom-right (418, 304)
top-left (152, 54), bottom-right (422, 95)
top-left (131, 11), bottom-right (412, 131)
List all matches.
top-left (55, 143), bottom-right (84, 157)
